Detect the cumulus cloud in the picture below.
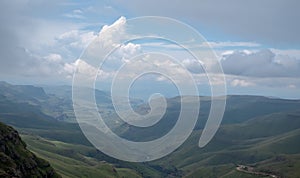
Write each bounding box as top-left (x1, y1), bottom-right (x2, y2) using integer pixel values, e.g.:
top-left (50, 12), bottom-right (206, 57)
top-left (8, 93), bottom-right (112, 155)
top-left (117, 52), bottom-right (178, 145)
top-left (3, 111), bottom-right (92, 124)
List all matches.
top-left (65, 16), bottom-right (147, 84)
top-left (97, 16), bottom-right (127, 47)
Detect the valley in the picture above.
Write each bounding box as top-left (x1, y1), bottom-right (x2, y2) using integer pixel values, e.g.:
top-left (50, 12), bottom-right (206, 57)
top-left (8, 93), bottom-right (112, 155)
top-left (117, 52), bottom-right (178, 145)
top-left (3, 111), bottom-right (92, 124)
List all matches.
top-left (0, 81), bottom-right (300, 177)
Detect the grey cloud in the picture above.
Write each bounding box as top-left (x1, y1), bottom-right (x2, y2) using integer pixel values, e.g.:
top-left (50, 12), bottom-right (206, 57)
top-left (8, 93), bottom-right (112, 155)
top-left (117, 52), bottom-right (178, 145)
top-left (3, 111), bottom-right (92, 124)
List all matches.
top-left (221, 49), bottom-right (300, 77)
top-left (0, 11), bottom-right (34, 75)
top-left (112, 0), bottom-right (300, 46)
top-left (182, 59), bottom-right (204, 74)
top-left (0, 1), bottom-right (45, 75)
top-left (0, 1), bottom-right (78, 79)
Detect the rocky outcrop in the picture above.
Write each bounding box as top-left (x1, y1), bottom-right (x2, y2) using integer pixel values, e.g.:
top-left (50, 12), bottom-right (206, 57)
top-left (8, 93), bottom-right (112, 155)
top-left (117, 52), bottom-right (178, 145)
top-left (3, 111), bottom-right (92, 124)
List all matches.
top-left (0, 122), bottom-right (61, 178)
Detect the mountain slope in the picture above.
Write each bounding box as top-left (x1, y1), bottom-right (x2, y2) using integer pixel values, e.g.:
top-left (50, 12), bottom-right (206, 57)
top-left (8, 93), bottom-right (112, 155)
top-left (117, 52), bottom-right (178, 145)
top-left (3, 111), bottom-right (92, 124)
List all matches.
top-left (0, 81), bottom-right (48, 102)
top-left (22, 134), bottom-right (142, 178)
top-left (0, 122), bottom-right (60, 178)
top-left (151, 110), bottom-right (300, 177)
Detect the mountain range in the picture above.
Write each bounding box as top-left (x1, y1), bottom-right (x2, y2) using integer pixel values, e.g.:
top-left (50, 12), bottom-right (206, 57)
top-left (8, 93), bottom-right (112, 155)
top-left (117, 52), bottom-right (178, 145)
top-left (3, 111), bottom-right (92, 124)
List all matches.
top-left (0, 81), bottom-right (299, 177)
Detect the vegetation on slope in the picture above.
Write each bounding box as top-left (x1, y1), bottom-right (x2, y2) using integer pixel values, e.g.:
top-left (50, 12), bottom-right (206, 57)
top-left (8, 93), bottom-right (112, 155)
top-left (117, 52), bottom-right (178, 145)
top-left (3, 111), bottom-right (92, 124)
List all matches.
top-left (0, 122), bottom-right (61, 178)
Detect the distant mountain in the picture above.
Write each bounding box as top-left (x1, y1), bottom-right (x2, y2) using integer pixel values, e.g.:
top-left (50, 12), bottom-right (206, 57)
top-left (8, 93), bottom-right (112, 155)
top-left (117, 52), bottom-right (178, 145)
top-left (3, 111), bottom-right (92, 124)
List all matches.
top-left (0, 81), bottom-right (48, 102)
top-left (0, 122), bottom-right (60, 178)
top-left (0, 82), bottom-right (76, 122)
top-left (42, 85), bottom-right (144, 109)
top-left (118, 95), bottom-right (300, 142)
top-left (42, 85), bottom-right (112, 103)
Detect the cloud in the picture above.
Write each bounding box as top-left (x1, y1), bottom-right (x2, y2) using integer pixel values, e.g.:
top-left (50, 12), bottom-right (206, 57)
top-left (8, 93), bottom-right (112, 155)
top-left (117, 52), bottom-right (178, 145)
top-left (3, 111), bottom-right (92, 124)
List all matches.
top-left (271, 49), bottom-right (300, 59)
top-left (221, 49), bottom-right (300, 78)
top-left (288, 84), bottom-right (296, 89)
top-left (57, 30), bottom-right (97, 49)
top-left (63, 9), bottom-right (85, 19)
top-left (182, 59), bottom-right (204, 74)
top-left (225, 75), bottom-right (300, 89)
top-left (0, 1), bottom-right (90, 79)
top-left (64, 16), bottom-right (145, 84)
top-left (116, 43), bottom-right (142, 63)
top-left (140, 41), bottom-right (261, 52)
top-left (230, 79), bottom-right (255, 87)
top-left (9, 50), bottom-right (69, 78)
top-left (207, 41), bottom-right (261, 48)
top-left (97, 16), bottom-right (127, 47)
top-left (65, 59), bottom-right (97, 79)
top-left (70, 16), bottom-right (143, 74)
top-left (45, 53), bottom-right (63, 62)
top-left (0, 10), bottom-right (139, 82)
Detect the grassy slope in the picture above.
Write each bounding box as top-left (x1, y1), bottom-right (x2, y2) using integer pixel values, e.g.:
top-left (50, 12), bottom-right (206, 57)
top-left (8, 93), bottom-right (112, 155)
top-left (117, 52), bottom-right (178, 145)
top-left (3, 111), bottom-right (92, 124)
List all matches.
top-left (22, 134), bottom-right (142, 178)
top-left (184, 164), bottom-right (268, 178)
top-left (151, 111), bottom-right (300, 177)
top-left (254, 154), bottom-right (300, 178)
top-left (0, 113), bottom-right (165, 177)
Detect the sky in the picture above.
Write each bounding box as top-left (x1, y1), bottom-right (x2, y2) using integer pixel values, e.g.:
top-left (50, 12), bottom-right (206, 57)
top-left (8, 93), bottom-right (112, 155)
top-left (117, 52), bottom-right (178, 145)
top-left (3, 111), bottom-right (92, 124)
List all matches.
top-left (0, 0), bottom-right (299, 99)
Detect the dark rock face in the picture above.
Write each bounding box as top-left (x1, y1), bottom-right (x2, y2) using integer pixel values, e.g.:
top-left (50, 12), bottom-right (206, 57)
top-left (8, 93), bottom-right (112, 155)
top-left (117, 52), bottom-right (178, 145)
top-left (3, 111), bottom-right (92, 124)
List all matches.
top-left (0, 122), bottom-right (61, 178)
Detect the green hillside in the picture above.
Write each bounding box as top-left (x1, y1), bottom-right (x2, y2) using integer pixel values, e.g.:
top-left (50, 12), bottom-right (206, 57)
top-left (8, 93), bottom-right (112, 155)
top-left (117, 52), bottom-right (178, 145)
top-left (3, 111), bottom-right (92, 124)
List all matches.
top-left (151, 111), bottom-right (300, 177)
top-left (22, 135), bottom-right (141, 178)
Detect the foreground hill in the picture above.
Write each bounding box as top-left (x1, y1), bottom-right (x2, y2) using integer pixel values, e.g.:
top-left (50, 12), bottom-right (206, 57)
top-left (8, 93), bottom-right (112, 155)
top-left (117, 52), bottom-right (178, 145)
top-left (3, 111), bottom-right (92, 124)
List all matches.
top-left (0, 122), bottom-right (60, 178)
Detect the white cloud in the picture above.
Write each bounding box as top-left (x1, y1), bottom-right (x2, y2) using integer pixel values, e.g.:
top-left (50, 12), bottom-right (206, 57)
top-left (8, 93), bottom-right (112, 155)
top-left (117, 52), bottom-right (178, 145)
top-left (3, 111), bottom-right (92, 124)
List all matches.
top-left (64, 59), bottom-right (113, 80)
top-left (230, 79), bottom-right (255, 87)
top-left (71, 59), bottom-right (97, 78)
top-left (288, 84), bottom-right (296, 89)
top-left (63, 9), bottom-right (85, 19)
top-left (57, 30), bottom-right (97, 49)
top-left (45, 53), bottom-right (62, 62)
top-left (63, 63), bottom-right (76, 78)
top-left (62, 17), bottom-right (142, 81)
top-left (117, 43), bottom-right (142, 63)
top-left (97, 16), bottom-right (127, 47)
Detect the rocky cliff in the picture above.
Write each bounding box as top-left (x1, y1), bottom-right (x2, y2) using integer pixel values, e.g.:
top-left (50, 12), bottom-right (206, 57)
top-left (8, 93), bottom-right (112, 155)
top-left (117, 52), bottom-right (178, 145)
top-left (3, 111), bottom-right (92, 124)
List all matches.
top-left (0, 122), bottom-right (61, 178)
